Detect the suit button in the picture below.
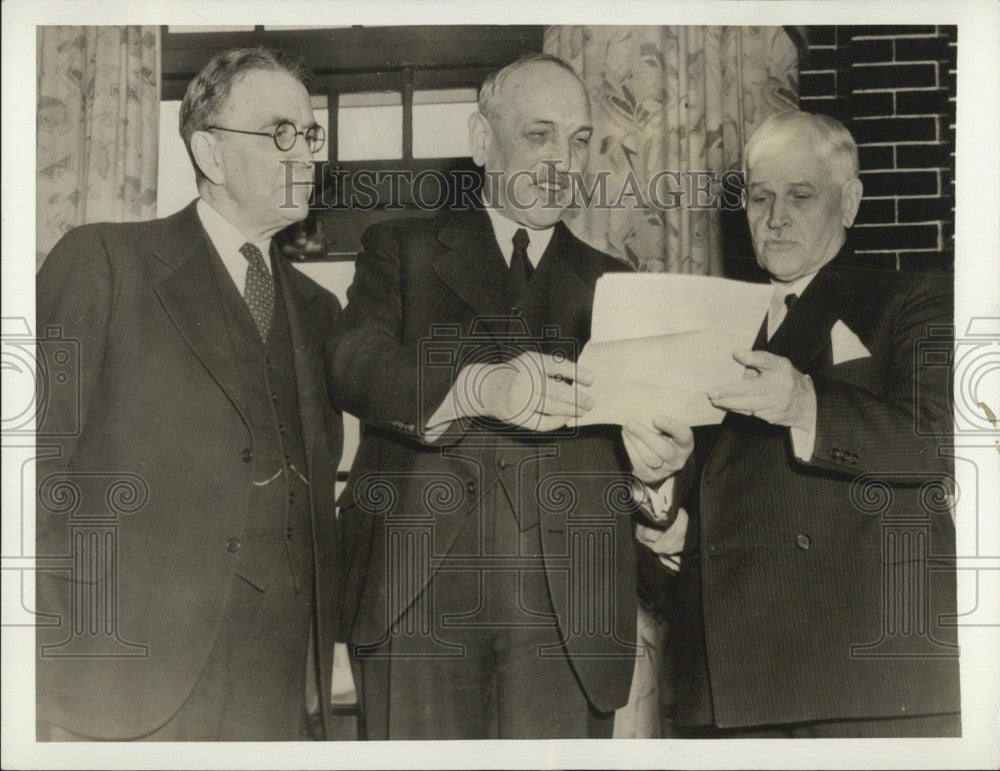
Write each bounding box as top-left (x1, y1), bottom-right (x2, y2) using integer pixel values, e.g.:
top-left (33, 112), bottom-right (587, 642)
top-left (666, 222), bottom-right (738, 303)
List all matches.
top-left (241, 447), bottom-right (253, 463)
top-left (467, 481), bottom-right (477, 494)
top-left (795, 533), bottom-right (811, 550)
top-left (288, 491), bottom-right (296, 503)
top-left (271, 391), bottom-right (278, 403)
top-left (226, 537), bottom-right (241, 553)
top-left (285, 528), bottom-right (293, 539)
top-left (849, 453), bottom-right (859, 465)
top-left (279, 424), bottom-right (287, 434)
top-left (831, 447), bottom-right (843, 460)
top-left (498, 459), bottom-right (508, 469)
top-left (285, 455), bottom-right (292, 468)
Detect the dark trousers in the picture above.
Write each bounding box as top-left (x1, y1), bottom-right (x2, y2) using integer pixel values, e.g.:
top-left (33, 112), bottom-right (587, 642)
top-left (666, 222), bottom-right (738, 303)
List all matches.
top-left (39, 565), bottom-right (314, 741)
top-left (352, 484), bottom-right (615, 740)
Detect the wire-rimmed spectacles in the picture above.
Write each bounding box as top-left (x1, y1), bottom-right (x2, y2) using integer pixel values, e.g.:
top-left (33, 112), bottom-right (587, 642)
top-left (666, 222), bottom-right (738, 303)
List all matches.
top-left (206, 121), bottom-right (325, 154)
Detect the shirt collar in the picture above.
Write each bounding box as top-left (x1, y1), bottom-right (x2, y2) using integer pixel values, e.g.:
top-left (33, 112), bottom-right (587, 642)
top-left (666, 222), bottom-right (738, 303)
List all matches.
top-left (484, 206), bottom-right (554, 268)
top-left (770, 271), bottom-right (818, 303)
top-left (196, 198), bottom-right (273, 276)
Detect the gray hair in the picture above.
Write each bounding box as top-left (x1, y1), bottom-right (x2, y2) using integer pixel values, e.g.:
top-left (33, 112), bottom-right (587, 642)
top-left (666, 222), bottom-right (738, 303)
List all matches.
top-left (179, 46), bottom-right (312, 181)
top-left (477, 52), bottom-right (583, 121)
top-left (743, 111), bottom-right (860, 186)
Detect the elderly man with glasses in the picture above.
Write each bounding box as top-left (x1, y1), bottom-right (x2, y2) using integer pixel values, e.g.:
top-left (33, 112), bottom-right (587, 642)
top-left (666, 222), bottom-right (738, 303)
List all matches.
top-left (35, 46), bottom-right (344, 741)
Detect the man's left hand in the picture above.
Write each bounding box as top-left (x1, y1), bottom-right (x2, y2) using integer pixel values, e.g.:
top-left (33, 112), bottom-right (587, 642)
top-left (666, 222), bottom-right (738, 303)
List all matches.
top-left (708, 348), bottom-right (816, 431)
top-left (622, 416), bottom-right (694, 486)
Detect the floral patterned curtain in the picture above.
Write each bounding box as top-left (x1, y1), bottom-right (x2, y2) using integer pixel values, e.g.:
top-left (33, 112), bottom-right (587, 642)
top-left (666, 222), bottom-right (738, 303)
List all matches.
top-left (545, 26), bottom-right (799, 276)
top-left (36, 26), bottom-right (159, 269)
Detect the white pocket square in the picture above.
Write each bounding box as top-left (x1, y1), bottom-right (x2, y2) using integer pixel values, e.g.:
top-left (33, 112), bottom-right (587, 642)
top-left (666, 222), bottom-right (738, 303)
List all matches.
top-left (831, 319), bottom-right (870, 365)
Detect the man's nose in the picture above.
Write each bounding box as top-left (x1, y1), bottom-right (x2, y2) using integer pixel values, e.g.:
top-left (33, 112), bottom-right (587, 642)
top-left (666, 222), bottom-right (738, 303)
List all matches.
top-left (546, 138), bottom-right (575, 172)
top-left (767, 198), bottom-right (789, 229)
top-left (288, 135), bottom-right (314, 163)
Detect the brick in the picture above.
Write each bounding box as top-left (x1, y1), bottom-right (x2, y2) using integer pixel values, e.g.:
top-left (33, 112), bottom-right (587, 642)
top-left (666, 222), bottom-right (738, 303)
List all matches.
top-left (852, 63), bottom-right (937, 91)
top-left (897, 196), bottom-right (953, 223)
top-left (853, 223), bottom-right (939, 250)
top-left (849, 91), bottom-right (894, 118)
top-left (895, 88), bottom-right (949, 116)
top-left (850, 26), bottom-right (937, 39)
top-left (895, 142), bottom-right (951, 169)
top-left (802, 48), bottom-right (838, 71)
top-left (808, 26), bottom-right (837, 46)
top-left (852, 116), bottom-right (937, 144)
top-left (850, 39), bottom-right (894, 64)
top-left (850, 250), bottom-right (899, 272)
top-left (898, 250), bottom-right (953, 274)
top-left (798, 97), bottom-right (843, 120)
top-left (859, 170), bottom-right (938, 197)
top-left (800, 71), bottom-right (836, 97)
top-left (894, 36), bottom-right (949, 62)
top-left (858, 145), bottom-right (895, 170)
top-left (855, 197), bottom-right (896, 225)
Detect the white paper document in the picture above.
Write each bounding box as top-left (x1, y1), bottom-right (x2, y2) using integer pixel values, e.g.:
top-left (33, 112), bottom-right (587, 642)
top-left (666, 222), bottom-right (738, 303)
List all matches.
top-left (576, 273), bottom-right (772, 427)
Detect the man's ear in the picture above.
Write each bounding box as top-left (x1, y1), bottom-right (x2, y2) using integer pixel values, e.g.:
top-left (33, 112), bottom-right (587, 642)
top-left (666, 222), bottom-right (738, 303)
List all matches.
top-left (840, 178), bottom-right (863, 228)
top-left (468, 112), bottom-right (490, 167)
top-left (190, 131), bottom-right (226, 187)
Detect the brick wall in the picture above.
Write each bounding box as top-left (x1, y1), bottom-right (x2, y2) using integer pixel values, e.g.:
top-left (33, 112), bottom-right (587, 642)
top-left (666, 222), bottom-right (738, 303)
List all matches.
top-left (799, 25), bottom-right (957, 273)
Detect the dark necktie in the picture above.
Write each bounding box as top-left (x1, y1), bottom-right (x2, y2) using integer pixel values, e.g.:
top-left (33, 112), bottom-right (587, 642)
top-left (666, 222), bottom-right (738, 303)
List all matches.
top-left (239, 242), bottom-right (274, 341)
top-left (755, 291), bottom-right (800, 349)
top-left (507, 228), bottom-right (533, 311)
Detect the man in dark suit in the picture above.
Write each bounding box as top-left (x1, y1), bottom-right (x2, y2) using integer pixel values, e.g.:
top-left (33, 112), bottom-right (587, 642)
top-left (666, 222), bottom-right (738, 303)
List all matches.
top-left (655, 111), bottom-right (960, 737)
top-left (35, 47), bottom-right (343, 741)
top-left (326, 53), bottom-right (692, 739)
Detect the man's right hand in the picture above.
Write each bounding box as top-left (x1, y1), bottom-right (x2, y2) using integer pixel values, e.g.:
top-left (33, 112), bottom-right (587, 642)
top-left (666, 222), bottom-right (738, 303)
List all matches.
top-left (622, 416), bottom-right (694, 486)
top-left (458, 351), bottom-right (594, 432)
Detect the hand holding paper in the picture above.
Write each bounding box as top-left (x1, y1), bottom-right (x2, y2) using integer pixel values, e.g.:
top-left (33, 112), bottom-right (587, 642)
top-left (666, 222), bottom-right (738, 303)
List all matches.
top-left (622, 416), bottom-right (693, 485)
top-left (708, 349), bottom-right (817, 432)
top-left (463, 350), bottom-right (594, 432)
top-left (576, 273), bottom-right (773, 427)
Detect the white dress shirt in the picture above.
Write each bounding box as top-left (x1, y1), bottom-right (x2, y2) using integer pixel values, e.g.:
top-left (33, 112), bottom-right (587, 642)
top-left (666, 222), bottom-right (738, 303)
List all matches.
top-left (196, 199), bottom-right (273, 294)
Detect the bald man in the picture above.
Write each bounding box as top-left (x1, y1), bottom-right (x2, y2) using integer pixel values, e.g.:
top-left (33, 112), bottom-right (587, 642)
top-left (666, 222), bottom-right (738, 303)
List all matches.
top-left (662, 111), bottom-right (960, 737)
top-left (326, 53), bottom-right (692, 739)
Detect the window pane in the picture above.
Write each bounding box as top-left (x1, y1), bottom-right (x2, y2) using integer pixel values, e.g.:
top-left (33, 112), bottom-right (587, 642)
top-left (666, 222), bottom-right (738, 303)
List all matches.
top-left (412, 88), bottom-right (478, 159)
top-left (338, 91), bottom-right (402, 161)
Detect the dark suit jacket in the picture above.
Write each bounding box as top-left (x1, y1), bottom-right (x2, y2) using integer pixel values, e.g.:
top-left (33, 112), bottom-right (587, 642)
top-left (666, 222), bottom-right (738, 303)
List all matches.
top-left (326, 208), bottom-right (643, 713)
top-left (35, 201), bottom-right (343, 739)
top-left (674, 246), bottom-right (959, 728)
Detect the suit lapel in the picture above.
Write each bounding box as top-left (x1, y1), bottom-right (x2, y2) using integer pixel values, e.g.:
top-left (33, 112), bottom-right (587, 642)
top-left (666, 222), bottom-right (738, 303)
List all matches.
top-left (523, 221), bottom-right (603, 345)
top-left (761, 248), bottom-right (870, 375)
top-left (151, 202), bottom-right (252, 431)
top-left (273, 255), bottom-right (325, 463)
top-left (433, 210), bottom-right (512, 319)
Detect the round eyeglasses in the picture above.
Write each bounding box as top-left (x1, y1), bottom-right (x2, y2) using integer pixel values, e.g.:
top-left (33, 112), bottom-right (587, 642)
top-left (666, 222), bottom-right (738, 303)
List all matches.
top-left (206, 121), bottom-right (326, 154)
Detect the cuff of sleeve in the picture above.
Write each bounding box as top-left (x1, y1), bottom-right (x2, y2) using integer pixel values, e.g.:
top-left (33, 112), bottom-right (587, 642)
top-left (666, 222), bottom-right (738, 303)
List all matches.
top-left (423, 385), bottom-right (461, 441)
top-left (790, 374), bottom-right (817, 461)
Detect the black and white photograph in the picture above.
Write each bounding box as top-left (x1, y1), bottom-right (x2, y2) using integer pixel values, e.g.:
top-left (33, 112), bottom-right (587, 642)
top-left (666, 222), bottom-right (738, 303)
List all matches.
top-left (2, 1), bottom-right (998, 768)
